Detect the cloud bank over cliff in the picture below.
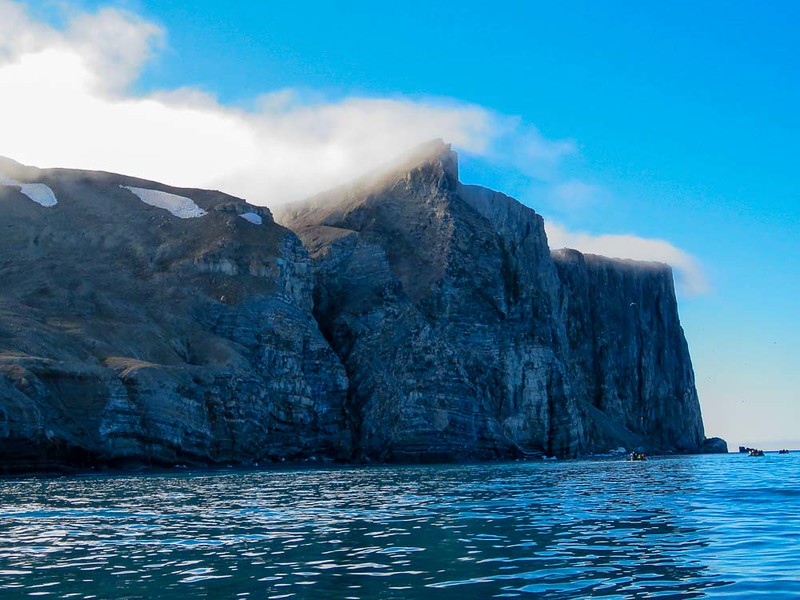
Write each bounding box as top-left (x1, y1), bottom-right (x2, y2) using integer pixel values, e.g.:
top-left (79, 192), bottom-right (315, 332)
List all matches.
top-left (545, 222), bottom-right (709, 296)
top-left (0, 2), bottom-right (572, 203)
top-left (0, 0), bottom-right (707, 294)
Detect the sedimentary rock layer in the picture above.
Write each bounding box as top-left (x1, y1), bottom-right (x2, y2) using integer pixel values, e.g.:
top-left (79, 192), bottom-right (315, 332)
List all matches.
top-left (0, 144), bottom-right (719, 471)
top-left (552, 249), bottom-right (704, 452)
top-left (0, 157), bottom-right (349, 471)
top-left (277, 141), bottom-right (709, 459)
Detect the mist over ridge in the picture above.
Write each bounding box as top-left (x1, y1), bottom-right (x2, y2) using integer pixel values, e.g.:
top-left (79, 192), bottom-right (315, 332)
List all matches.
top-left (0, 144), bottom-right (726, 470)
top-left (0, 0), bottom-right (706, 297)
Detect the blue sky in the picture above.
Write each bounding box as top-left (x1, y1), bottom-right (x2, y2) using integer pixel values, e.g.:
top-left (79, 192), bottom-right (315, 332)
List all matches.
top-left (4, 0), bottom-right (799, 448)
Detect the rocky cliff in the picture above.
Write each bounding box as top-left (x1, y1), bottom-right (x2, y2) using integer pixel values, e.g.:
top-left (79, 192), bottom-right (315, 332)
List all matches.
top-left (276, 140), bottom-right (714, 459)
top-left (0, 158), bottom-right (350, 471)
top-left (552, 249), bottom-right (704, 452)
top-left (0, 144), bottom-right (721, 471)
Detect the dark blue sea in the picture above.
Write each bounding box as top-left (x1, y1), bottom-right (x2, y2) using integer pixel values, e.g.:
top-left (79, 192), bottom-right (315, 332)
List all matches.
top-left (1, 453), bottom-right (799, 599)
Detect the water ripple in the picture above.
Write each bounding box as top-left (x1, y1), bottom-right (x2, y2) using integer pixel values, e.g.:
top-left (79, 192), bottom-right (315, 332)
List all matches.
top-left (0, 454), bottom-right (799, 598)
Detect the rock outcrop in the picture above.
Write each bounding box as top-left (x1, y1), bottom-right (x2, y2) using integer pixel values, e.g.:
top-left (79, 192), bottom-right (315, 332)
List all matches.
top-left (0, 158), bottom-right (349, 471)
top-left (552, 249), bottom-right (705, 452)
top-left (276, 140), bottom-right (712, 459)
top-left (0, 144), bottom-right (721, 471)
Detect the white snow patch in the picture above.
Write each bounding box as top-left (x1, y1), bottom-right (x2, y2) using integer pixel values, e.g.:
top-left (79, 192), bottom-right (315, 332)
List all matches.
top-left (18, 183), bottom-right (58, 207)
top-left (121, 185), bottom-right (206, 219)
top-left (0, 175), bottom-right (58, 207)
top-left (239, 212), bottom-right (263, 225)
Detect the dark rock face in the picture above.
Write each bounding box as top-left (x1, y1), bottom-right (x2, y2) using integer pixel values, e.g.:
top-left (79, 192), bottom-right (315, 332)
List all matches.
top-left (0, 144), bottom-right (719, 471)
top-left (701, 437), bottom-right (729, 454)
top-left (0, 159), bottom-right (349, 471)
top-left (276, 141), bottom-right (710, 459)
top-left (277, 144), bottom-right (580, 460)
top-left (552, 249), bottom-right (705, 452)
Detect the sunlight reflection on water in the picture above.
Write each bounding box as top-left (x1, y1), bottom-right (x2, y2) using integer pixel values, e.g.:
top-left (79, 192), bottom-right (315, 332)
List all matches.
top-left (1, 454), bottom-right (800, 599)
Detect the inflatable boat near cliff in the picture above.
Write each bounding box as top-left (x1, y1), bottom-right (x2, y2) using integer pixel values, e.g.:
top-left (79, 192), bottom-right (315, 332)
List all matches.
top-left (740, 446), bottom-right (767, 456)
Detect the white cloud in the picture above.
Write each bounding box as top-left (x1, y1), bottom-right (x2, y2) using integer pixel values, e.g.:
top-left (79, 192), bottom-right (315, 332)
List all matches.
top-left (0, 1), bottom-right (54, 62)
top-left (547, 179), bottom-right (604, 211)
top-left (0, 1), bottom-right (708, 296)
top-left (63, 7), bottom-right (164, 93)
top-left (545, 222), bottom-right (709, 296)
top-left (483, 115), bottom-right (577, 181)
top-left (0, 1), bottom-right (573, 205)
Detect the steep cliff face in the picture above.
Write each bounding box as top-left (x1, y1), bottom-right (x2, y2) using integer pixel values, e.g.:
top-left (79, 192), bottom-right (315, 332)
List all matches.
top-left (552, 249), bottom-right (705, 451)
top-left (277, 141), bottom-right (711, 459)
top-left (0, 158), bottom-right (349, 471)
top-left (0, 144), bottom-right (717, 471)
top-left (277, 142), bottom-right (579, 460)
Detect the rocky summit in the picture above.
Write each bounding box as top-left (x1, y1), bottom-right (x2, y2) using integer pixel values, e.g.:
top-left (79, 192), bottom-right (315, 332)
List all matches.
top-left (276, 141), bottom-right (719, 461)
top-left (0, 144), bottom-right (724, 471)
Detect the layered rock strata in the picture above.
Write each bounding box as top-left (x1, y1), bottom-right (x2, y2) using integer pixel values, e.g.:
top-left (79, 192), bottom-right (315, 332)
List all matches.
top-left (552, 249), bottom-right (704, 452)
top-left (0, 144), bottom-right (720, 471)
top-left (0, 158), bottom-right (349, 471)
top-left (276, 141), bottom-right (710, 460)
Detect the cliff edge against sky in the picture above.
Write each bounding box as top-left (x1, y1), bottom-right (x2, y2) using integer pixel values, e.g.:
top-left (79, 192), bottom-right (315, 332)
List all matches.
top-left (0, 143), bottom-right (724, 471)
top-left (277, 140), bottom-right (716, 460)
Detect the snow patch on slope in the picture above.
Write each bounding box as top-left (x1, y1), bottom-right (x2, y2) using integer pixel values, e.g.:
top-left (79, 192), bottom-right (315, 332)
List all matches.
top-left (239, 212), bottom-right (262, 225)
top-left (0, 175), bottom-right (58, 207)
top-left (122, 186), bottom-right (207, 219)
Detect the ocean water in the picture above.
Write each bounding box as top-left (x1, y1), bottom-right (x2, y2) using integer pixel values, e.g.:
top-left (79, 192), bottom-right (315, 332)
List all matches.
top-left (1, 454), bottom-right (799, 599)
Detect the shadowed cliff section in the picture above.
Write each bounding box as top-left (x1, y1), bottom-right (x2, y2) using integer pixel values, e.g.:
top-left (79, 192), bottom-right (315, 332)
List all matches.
top-left (277, 140), bottom-right (716, 459)
top-left (0, 144), bottom-right (722, 472)
top-left (552, 249), bottom-right (705, 452)
top-left (0, 158), bottom-right (350, 472)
